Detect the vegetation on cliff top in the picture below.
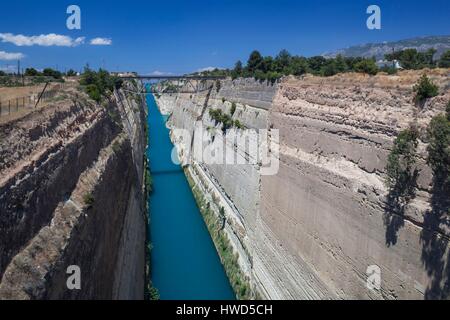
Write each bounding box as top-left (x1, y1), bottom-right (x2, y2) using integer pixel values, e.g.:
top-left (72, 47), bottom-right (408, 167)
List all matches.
top-left (24, 67), bottom-right (63, 79)
top-left (80, 66), bottom-right (123, 103)
top-left (83, 192), bottom-right (95, 209)
top-left (385, 48), bottom-right (437, 70)
top-left (198, 48), bottom-right (450, 82)
top-left (0, 67), bottom-right (65, 87)
top-left (413, 75), bottom-right (439, 103)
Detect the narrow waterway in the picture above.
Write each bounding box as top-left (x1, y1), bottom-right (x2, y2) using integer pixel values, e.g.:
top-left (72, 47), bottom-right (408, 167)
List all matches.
top-left (146, 93), bottom-right (235, 300)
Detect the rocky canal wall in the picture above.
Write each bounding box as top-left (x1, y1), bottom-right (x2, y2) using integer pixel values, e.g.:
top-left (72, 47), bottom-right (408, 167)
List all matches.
top-left (157, 70), bottom-right (450, 300)
top-left (0, 83), bottom-right (148, 299)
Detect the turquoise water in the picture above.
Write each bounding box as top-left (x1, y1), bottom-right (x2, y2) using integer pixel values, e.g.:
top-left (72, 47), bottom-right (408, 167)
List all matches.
top-left (146, 93), bottom-right (235, 300)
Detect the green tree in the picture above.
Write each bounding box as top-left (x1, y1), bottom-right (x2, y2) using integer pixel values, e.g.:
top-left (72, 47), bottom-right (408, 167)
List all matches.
top-left (438, 50), bottom-right (450, 68)
top-left (66, 69), bottom-right (77, 77)
top-left (321, 60), bottom-right (338, 77)
top-left (424, 48), bottom-right (437, 67)
top-left (42, 68), bottom-right (62, 79)
top-left (385, 127), bottom-right (419, 198)
top-left (354, 59), bottom-right (378, 75)
top-left (80, 66), bottom-right (121, 102)
top-left (386, 48), bottom-right (437, 70)
top-left (85, 84), bottom-right (101, 102)
top-left (232, 60), bottom-right (243, 79)
top-left (247, 50), bottom-right (263, 72)
top-left (260, 56), bottom-right (274, 73)
top-left (413, 75), bottom-right (439, 103)
top-left (230, 102), bottom-right (236, 116)
top-left (289, 56), bottom-right (308, 76)
top-left (307, 56), bottom-right (327, 75)
top-left (334, 54), bottom-right (348, 73)
top-left (234, 60), bottom-right (243, 73)
top-left (275, 49), bottom-right (292, 73)
top-left (427, 105), bottom-right (450, 183)
top-left (25, 68), bottom-right (40, 76)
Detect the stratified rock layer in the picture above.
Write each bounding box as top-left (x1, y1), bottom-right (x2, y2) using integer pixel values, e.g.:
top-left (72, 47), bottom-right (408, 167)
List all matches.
top-left (0, 85), bottom-right (147, 299)
top-left (158, 70), bottom-right (450, 300)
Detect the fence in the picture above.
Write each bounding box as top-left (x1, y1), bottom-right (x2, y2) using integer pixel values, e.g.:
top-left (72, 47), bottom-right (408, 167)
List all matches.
top-left (0, 83), bottom-right (65, 117)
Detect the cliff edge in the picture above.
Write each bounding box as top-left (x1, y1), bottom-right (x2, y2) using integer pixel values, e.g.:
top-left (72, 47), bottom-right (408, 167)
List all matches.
top-left (0, 81), bottom-right (147, 299)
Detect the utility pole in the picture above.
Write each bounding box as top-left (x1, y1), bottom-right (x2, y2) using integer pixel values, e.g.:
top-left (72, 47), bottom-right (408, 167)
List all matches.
top-left (17, 60), bottom-right (20, 76)
top-left (392, 47), bottom-right (395, 69)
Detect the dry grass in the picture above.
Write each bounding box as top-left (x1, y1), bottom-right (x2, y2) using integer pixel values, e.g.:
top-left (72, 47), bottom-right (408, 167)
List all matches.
top-left (0, 84), bottom-right (47, 101)
top-left (0, 82), bottom-right (78, 125)
top-left (286, 68), bottom-right (450, 90)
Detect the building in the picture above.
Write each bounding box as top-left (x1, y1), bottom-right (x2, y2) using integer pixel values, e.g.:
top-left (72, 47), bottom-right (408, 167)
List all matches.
top-left (376, 59), bottom-right (403, 69)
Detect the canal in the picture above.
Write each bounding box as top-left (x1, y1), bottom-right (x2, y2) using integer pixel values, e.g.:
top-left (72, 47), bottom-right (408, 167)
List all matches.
top-left (146, 93), bottom-right (235, 300)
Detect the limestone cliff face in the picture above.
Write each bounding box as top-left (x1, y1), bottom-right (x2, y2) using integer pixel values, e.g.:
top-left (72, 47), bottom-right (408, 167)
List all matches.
top-left (263, 71), bottom-right (449, 300)
top-left (156, 79), bottom-right (276, 298)
top-left (0, 84), bottom-right (147, 299)
top-left (157, 70), bottom-right (450, 300)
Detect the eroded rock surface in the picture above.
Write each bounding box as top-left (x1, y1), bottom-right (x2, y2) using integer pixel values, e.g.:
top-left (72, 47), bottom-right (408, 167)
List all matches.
top-left (158, 70), bottom-right (450, 300)
top-left (0, 85), bottom-right (147, 299)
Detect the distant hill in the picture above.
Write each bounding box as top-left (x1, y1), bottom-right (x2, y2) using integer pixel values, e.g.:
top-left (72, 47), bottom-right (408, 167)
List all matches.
top-left (323, 35), bottom-right (450, 60)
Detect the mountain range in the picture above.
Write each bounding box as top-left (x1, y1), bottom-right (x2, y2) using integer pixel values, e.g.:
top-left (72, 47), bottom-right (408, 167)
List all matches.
top-left (323, 35), bottom-right (450, 60)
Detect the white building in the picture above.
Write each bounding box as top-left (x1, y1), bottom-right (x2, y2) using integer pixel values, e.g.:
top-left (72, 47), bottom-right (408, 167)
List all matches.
top-left (376, 59), bottom-right (403, 69)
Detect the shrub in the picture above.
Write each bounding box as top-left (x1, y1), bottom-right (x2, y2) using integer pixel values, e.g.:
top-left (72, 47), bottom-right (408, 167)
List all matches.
top-left (380, 66), bottom-right (398, 75)
top-left (80, 66), bottom-right (122, 103)
top-left (83, 193), bottom-right (95, 208)
top-left (85, 84), bottom-right (101, 102)
top-left (145, 167), bottom-right (153, 194)
top-left (413, 75), bottom-right (439, 103)
top-left (112, 140), bottom-right (122, 153)
top-left (427, 110), bottom-right (450, 183)
top-left (215, 79), bottom-right (221, 93)
top-left (234, 120), bottom-right (245, 129)
top-left (148, 287), bottom-right (160, 300)
top-left (209, 108), bottom-right (244, 131)
top-left (385, 127), bottom-right (419, 198)
top-left (354, 59), bottom-right (379, 75)
top-left (66, 69), bottom-right (77, 77)
top-left (209, 109), bottom-right (223, 123)
top-left (42, 68), bottom-right (63, 79)
top-left (25, 68), bottom-right (40, 76)
top-left (385, 48), bottom-right (436, 70)
top-left (222, 116), bottom-right (233, 131)
top-left (230, 102), bottom-right (236, 116)
top-left (321, 61), bottom-right (338, 77)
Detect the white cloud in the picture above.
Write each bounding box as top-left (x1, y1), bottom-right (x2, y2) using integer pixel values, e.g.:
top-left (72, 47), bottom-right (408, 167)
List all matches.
top-left (0, 33), bottom-right (85, 47)
top-left (90, 37), bottom-right (112, 46)
top-left (0, 50), bottom-right (25, 60)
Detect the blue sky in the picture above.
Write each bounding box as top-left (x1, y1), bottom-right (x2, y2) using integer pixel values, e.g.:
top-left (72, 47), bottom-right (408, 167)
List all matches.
top-left (0, 0), bottom-right (448, 74)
